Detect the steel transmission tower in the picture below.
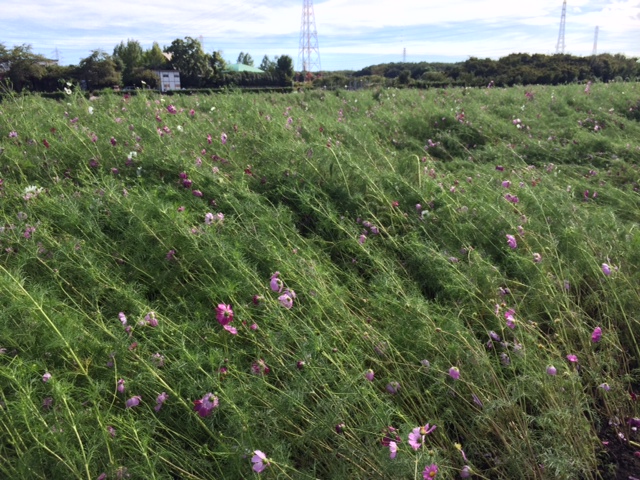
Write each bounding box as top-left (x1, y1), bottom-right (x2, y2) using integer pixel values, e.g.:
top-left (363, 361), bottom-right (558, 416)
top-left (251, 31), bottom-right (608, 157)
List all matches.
top-left (299, 0), bottom-right (321, 73)
top-left (592, 26), bottom-right (599, 57)
top-left (556, 0), bottom-right (567, 54)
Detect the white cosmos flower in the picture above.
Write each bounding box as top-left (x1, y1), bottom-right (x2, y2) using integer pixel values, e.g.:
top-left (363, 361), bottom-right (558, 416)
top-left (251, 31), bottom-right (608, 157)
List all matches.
top-left (24, 185), bottom-right (43, 195)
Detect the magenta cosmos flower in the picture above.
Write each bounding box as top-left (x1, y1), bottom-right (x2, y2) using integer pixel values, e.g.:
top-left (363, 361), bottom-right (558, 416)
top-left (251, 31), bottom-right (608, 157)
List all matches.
top-left (602, 263), bottom-right (612, 276)
top-left (566, 354), bottom-right (578, 363)
top-left (216, 303), bottom-right (237, 334)
top-left (591, 326), bottom-right (602, 343)
top-left (251, 450), bottom-right (269, 473)
top-left (504, 308), bottom-right (516, 329)
top-left (546, 365), bottom-right (557, 376)
top-left (365, 369), bottom-right (375, 381)
top-left (423, 463), bottom-right (438, 479)
top-left (506, 234), bottom-right (517, 249)
top-left (449, 366), bottom-right (460, 380)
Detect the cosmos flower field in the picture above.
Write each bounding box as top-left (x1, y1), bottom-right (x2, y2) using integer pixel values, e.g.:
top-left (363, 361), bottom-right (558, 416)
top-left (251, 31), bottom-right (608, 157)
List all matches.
top-left (1, 82), bottom-right (640, 479)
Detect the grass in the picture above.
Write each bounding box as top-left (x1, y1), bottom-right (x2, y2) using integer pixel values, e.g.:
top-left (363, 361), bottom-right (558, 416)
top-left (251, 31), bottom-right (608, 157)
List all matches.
top-left (0, 82), bottom-right (639, 479)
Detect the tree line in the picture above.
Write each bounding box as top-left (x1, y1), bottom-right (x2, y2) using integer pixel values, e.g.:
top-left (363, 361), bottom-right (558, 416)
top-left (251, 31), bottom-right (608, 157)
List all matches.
top-left (0, 37), bottom-right (295, 92)
top-left (346, 52), bottom-right (640, 88)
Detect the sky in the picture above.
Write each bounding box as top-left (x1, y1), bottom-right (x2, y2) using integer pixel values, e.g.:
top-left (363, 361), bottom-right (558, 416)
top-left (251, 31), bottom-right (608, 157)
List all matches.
top-left (3, 0), bottom-right (640, 71)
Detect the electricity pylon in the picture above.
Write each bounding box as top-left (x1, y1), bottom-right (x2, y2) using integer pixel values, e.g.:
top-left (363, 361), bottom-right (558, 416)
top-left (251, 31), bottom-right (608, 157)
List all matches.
top-left (298, 0), bottom-right (321, 74)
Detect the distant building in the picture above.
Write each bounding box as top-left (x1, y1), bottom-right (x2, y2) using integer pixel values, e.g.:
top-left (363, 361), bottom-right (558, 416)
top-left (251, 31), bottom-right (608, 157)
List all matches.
top-left (153, 70), bottom-right (181, 92)
top-left (37, 58), bottom-right (59, 67)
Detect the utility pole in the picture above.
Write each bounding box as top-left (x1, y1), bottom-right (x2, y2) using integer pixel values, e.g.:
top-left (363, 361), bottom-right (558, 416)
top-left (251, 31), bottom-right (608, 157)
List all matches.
top-left (556, 0), bottom-right (567, 54)
top-left (298, 0), bottom-right (321, 74)
top-left (403, 47), bottom-right (406, 63)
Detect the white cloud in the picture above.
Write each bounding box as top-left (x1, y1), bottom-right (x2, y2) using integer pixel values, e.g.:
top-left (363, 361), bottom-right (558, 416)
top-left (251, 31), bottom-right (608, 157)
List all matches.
top-left (3, 0), bottom-right (638, 68)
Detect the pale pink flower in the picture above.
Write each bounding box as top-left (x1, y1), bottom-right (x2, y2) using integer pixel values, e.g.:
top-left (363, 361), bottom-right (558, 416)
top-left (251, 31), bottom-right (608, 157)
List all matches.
top-left (251, 450), bottom-right (269, 473)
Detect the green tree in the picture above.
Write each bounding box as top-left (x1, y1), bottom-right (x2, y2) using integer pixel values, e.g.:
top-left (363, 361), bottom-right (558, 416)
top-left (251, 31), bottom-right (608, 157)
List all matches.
top-left (0, 44), bottom-right (48, 92)
top-left (259, 55), bottom-right (276, 73)
top-left (209, 50), bottom-right (227, 77)
top-left (165, 37), bottom-right (210, 88)
top-left (113, 39), bottom-right (144, 85)
top-left (275, 55), bottom-right (294, 84)
top-left (237, 52), bottom-right (254, 66)
top-left (77, 50), bottom-right (121, 90)
top-left (143, 42), bottom-right (168, 70)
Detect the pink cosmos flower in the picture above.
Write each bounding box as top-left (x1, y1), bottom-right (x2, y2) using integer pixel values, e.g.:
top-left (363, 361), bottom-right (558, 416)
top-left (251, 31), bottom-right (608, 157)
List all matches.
top-left (460, 466), bottom-right (472, 478)
top-left (389, 441), bottom-right (398, 459)
top-left (207, 134), bottom-right (212, 144)
top-left (278, 291), bottom-right (294, 309)
top-left (592, 326), bottom-right (602, 343)
top-left (602, 263), bottom-right (612, 276)
top-left (221, 133), bottom-right (227, 145)
top-left (117, 378), bottom-right (125, 393)
top-left (42, 372), bottom-right (52, 383)
top-left (449, 366), bottom-right (460, 380)
top-left (270, 272), bottom-right (283, 292)
top-left (506, 234), bottom-right (517, 249)
top-left (118, 312), bottom-right (127, 326)
top-left (546, 365), bottom-right (557, 376)
top-left (566, 354), bottom-right (578, 363)
top-left (205, 212), bottom-right (214, 225)
top-left (125, 396), bottom-right (141, 408)
top-left (504, 308), bottom-right (516, 329)
top-left (408, 427), bottom-right (423, 450)
top-left (423, 463), bottom-right (438, 479)
top-left (365, 369), bottom-right (375, 381)
top-left (533, 252), bottom-right (542, 263)
top-left (386, 381), bottom-right (400, 394)
top-left (409, 423), bottom-right (437, 450)
top-left (145, 312), bottom-right (158, 327)
top-left (251, 450), bottom-right (269, 473)
top-left (193, 393), bottom-right (219, 417)
top-left (166, 105), bottom-right (177, 114)
top-left (151, 353), bottom-right (165, 367)
top-left (154, 392), bottom-right (169, 412)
